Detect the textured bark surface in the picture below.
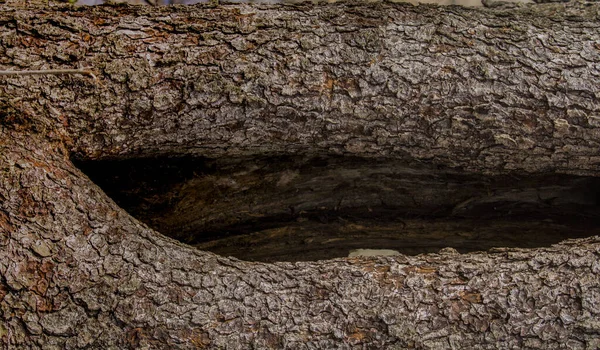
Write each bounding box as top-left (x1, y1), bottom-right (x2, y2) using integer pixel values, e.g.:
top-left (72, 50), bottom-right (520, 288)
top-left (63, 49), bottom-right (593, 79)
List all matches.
top-left (1, 2), bottom-right (600, 349)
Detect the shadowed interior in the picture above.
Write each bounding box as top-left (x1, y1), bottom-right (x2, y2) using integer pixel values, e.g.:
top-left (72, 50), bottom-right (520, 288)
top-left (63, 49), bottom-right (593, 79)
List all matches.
top-left (74, 155), bottom-right (600, 262)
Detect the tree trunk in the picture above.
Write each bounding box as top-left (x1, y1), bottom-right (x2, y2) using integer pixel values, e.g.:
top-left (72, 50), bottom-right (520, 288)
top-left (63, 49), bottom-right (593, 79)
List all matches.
top-left (1, 2), bottom-right (600, 349)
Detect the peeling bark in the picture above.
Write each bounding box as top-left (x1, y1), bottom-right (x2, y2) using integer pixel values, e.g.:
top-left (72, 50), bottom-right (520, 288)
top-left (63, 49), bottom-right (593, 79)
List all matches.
top-left (1, 2), bottom-right (600, 349)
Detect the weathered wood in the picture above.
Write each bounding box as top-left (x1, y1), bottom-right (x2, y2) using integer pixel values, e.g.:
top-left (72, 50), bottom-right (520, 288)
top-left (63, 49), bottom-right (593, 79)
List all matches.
top-left (1, 2), bottom-right (600, 349)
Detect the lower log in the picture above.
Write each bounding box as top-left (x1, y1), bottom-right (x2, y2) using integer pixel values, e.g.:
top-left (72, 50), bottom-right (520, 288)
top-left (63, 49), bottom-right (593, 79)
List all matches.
top-left (2, 129), bottom-right (600, 348)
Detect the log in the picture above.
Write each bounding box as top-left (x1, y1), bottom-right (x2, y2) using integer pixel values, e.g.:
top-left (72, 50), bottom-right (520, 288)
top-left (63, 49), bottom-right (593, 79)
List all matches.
top-left (1, 2), bottom-right (600, 348)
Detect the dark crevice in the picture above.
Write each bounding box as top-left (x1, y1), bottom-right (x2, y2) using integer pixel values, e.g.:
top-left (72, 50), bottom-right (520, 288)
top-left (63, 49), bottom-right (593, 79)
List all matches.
top-left (73, 154), bottom-right (600, 262)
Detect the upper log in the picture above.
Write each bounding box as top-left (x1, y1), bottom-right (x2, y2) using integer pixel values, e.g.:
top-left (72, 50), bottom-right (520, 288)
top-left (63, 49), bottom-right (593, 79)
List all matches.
top-left (0, 1), bottom-right (599, 174)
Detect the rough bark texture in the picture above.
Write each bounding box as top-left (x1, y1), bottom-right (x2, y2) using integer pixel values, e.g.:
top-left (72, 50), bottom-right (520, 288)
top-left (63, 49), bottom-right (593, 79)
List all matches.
top-left (1, 2), bottom-right (600, 349)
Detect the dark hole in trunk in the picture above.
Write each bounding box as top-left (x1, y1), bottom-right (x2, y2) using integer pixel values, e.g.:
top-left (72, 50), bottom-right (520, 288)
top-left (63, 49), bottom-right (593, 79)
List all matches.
top-left (74, 155), bottom-right (600, 262)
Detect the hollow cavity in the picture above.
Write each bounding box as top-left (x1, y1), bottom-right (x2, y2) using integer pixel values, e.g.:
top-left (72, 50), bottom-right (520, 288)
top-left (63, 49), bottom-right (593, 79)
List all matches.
top-left (75, 155), bottom-right (600, 262)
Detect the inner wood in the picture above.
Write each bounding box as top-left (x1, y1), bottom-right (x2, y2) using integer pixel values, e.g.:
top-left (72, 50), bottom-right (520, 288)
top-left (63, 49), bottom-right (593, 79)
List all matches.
top-left (75, 155), bottom-right (600, 262)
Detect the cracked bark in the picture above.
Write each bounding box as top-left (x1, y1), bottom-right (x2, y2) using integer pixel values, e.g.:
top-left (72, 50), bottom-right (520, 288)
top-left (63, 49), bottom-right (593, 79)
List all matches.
top-left (1, 2), bottom-right (600, 349)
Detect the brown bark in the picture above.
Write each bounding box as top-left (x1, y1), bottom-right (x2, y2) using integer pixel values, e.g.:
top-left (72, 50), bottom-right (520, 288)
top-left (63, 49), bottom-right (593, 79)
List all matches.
top-left (1, 2), bottom-right (600, 349)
